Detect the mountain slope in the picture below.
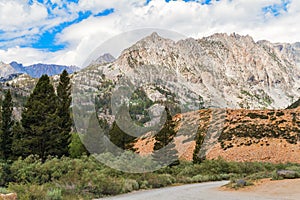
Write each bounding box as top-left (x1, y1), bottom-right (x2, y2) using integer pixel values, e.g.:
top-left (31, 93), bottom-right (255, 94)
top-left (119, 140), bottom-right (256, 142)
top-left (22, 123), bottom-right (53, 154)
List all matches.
top-left (76, 32), bottom-right (300, 113)
top-left (134, 106), bottom-right (300, 163)
top-left (91, 53), bottom-right (116, 65)
top-left (0, 62), bottom-right (19, 78)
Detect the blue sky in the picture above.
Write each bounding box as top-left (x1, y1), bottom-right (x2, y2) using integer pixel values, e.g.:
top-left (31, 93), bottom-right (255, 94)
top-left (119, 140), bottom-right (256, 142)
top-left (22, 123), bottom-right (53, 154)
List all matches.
top-left (0, 0), bottom-right (297, 66)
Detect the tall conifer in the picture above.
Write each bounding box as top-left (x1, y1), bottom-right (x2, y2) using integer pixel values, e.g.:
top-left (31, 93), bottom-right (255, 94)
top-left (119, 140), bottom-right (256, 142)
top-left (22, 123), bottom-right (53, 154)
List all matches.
top-left (152, 106), bottom-right (179, 166)
top-left (56, 70), bottom-right (72, 156)
top-left (21, 75), bottom-right (59, 161)
top-left (0, 90), bottom-right (14, 160)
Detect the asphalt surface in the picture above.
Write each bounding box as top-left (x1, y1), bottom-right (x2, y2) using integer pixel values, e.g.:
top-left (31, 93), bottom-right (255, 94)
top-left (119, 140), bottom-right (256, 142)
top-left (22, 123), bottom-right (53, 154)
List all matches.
top-left (96, 181), bottom-right (291, 200)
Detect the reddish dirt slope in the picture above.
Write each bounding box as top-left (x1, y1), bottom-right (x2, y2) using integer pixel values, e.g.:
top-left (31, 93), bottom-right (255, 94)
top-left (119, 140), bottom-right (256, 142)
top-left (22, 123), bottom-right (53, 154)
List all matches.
top-left (134, 107), bottom-right (300, 163)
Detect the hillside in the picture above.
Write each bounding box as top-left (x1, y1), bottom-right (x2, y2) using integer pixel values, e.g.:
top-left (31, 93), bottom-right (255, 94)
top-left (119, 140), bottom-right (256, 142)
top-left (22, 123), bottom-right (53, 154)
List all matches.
top-left (134, 106), bottom-right (300, 163)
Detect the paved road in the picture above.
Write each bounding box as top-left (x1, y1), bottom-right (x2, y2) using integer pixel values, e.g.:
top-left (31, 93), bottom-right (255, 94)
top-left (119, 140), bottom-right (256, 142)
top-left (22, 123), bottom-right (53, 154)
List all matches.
top-left (97, 181), bottom-right (289, 200)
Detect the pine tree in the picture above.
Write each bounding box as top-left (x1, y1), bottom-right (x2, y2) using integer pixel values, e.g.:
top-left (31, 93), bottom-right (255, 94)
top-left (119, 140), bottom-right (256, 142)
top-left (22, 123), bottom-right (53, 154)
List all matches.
top-left (68, 132), bottom-right (88, 158)
top-left (83, 115), bottom-right (109, 154)
top-left (56, 70), bottom-right (72, 156)
top-left (11, 121), bottom-right (24, 159)
top-left (20, 75), bottom-right (60, 161)
top-left (109, 104), bottom-right (136, 150)
top-left (192, 128), bottom-right (205, 164)
top-left (0, 90), bottom-right (14, 160)
top-left (152, 106), bottom-right (179, 166)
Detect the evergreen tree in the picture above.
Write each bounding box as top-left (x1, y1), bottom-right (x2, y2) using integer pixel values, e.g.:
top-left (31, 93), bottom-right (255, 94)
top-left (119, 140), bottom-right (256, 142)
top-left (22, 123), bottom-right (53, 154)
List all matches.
top-left (192, 128), bottom-right (205, 164)
top-left (20, 75), bottom-right (60, 161)
top-left (83, 115), bottom-right (109, 154)
top-left (152, 106), bottom-right (179, 166)
top-left (109, 121), bottom-right (135, 150)
top-left (68, 132), bottom-right (88, 158)
top-left (56, 70), bottom-right (72, 156)
top-left (0, 90), bottom-right (14, 160)
top-left (109, 104), bottom-right (136, 150)
top-left (11, 121), bottom-right (24, 159)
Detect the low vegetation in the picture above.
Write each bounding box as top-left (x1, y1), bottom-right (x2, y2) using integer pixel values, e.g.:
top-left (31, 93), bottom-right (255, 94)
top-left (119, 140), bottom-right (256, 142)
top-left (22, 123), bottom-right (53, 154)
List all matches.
top-left (1, 156), bottom-right (300, 199)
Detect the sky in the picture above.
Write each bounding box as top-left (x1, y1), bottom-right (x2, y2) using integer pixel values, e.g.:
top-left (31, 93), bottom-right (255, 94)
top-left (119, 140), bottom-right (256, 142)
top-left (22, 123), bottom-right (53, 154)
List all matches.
top-left (0, 0), bottom-right (299, 67)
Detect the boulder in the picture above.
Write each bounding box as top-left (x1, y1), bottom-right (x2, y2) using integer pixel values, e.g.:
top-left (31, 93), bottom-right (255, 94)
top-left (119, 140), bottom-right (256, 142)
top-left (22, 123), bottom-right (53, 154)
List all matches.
top-left (277, 170), bottom-right (298, 179)
top-left (236, 179), bottom-right (247, 187)
top-left (0, 193), bottom-right (17, 200)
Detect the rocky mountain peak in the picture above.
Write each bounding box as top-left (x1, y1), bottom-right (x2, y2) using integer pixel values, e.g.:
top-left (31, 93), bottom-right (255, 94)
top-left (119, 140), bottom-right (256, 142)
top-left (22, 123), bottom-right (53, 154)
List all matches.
top-left (100, 32), bottom-right (300, 109)
top-left (0, 62), bottom-right (18, 78)
top-left (91, 53), bottom-right (116, 65)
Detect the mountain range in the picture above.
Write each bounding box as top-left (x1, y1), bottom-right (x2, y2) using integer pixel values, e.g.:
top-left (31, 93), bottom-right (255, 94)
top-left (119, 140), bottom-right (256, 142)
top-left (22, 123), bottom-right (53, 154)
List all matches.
top-left (74, 32), bottom-right (300, 122)
top-left (3, 32), bottom-right (300, 113)
top-left (0, 61), bottom-right (80, 80)
top-left (1, 32), bottom-right (300, 163)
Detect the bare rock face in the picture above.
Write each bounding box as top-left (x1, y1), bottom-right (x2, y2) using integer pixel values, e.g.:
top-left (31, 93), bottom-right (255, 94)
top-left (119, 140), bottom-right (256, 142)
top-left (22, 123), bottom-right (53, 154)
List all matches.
top-left (91, 53), bottom-right (116, 65)
top-left (0, 62), bottom-right (18, 78)
top-left (92, 32), bottom-right (300, 110)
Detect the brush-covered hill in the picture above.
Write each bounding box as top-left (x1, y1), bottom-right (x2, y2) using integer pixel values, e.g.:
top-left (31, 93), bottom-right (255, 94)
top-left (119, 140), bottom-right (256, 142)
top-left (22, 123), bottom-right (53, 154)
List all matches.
top-left (135, 105), bottom-right (300, 163)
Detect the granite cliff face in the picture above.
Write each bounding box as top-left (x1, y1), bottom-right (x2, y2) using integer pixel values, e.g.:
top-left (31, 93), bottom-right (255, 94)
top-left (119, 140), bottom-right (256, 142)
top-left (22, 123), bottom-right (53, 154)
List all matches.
top-left (78, 32), bottom-right (300, 112)
top-left (90, 53), bottom-right (116, 65)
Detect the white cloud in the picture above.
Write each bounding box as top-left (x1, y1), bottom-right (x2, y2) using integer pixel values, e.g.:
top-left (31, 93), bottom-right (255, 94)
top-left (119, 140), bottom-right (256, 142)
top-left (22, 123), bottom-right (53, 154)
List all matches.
top-left (1, 0), bottom-right (300, 66)
top-left (0, 46), bottom-right (52, 65)
top-left (0, 0), bottom-right (48, 31)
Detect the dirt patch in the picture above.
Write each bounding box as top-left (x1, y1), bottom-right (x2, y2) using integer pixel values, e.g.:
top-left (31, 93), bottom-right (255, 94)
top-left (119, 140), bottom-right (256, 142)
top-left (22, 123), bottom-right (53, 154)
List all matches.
top-left (220, 178), bottom-right (300, 199)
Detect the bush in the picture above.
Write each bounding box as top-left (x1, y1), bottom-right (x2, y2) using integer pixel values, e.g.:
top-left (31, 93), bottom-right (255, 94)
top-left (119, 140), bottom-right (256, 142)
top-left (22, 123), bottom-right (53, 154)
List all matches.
top-left (122, 179), bottom-right (139, 193)
top-left (46, 188), bottom-right (62, 200)
top-left (0, 187), bottom-right (10, 194)
top-left (8, 183), bottom-right (47, 200)
top-left (3, 155), bottom-right (300, 199)
top-left (147, 174), bottom-right (175, 188)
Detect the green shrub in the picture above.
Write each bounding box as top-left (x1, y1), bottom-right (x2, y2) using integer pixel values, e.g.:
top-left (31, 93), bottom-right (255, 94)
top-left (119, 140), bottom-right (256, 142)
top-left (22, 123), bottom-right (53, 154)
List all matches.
top-left (3, 155), bottom-right (300, 199)
top-left (192, 174), bottom-right (211, 182)
top-left (46, 188), bottom-right (62, 200)
top-left (122, 179), bottom-right (139, 193)
top-left (147, 174), bottom-right (175, 188)
top-left (0, 187), bottom-right (10, 194)
top-left (246, 172), bottom-right (272, 180)
top-left (8, 183), bottom-right (47, 200)
top-left (138, 180), bottom-right (149, 189)
top-left (271, 170), bottom-right (283, 180)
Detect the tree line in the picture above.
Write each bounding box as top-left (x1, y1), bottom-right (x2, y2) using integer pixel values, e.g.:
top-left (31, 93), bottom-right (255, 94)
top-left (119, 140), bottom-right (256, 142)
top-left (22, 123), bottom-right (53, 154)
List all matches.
top-left (0, 69), bottom-right (181, 165)
top-left (0, 70), bottom-right (72, 161)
